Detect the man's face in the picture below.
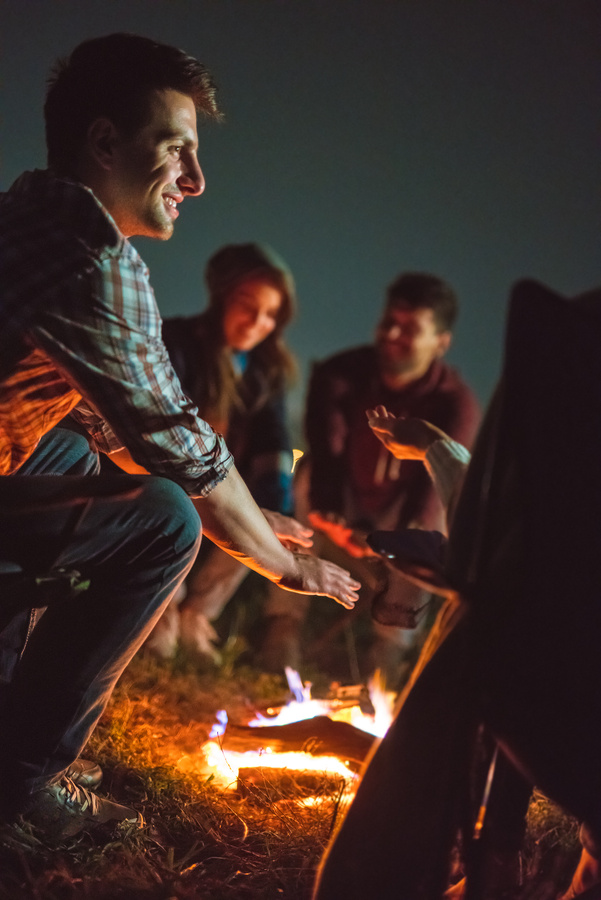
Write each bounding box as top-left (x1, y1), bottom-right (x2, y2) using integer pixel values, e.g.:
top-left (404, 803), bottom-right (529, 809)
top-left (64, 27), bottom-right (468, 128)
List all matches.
top-left (375, 303), bottom-right (451, 384)
top-left (106, 89), bottom-right (204, 239)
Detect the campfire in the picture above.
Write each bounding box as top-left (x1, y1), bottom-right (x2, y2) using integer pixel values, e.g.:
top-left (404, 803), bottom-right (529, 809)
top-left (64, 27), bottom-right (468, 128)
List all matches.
top-left (176, 669), bottom-right (396, 804)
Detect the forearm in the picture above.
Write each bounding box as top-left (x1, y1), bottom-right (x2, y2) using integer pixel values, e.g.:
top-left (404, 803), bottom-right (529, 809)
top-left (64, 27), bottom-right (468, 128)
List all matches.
top-left (424, 438), bottom-right (471, 526)
top-left (194, 465), bottom-right (296, 584)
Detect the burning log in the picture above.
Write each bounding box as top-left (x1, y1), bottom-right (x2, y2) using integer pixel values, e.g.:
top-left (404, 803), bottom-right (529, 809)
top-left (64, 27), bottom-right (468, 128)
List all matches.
top-left (237, 766), bottom-right (346, 803)
top-left (220, 716), bottom-right (375, 772)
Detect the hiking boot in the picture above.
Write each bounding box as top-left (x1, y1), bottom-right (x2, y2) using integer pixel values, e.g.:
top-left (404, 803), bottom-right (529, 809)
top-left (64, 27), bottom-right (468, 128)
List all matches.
top-left (18, 775), bottom-right (143, 840)
top-left (65, 758), bottom-right (103, 790)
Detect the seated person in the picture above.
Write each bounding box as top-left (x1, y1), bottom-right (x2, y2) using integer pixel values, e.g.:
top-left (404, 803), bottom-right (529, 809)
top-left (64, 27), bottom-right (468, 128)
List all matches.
top-left (262, 272), bottom-right (480, 680)
top-left (143, 242), bottom-right (307, 661)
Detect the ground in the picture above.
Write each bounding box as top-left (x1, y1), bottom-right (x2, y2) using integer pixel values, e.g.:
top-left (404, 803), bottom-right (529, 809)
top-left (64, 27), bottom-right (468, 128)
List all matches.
top-left (0, 651), bottom-right (584, 899)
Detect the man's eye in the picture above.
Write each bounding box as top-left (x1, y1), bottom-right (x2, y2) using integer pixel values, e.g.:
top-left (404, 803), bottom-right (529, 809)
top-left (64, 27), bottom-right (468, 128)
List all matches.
top-left (170, 146), bottom-right (182, 155)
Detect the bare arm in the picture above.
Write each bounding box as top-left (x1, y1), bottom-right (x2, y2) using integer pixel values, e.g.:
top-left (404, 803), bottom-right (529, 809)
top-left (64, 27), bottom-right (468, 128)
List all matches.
top-left (366, 406), bottom-right (451, 460)
top-left (260, 508), bottom-right (314, 550)
top-left (195, 466), bottom-right (360, 608)
top-left (109, 447), bottom-right (355, 601)
top-left (110, 451), bottom-right (315, 550)
top-left (366, 406), bottom-right (471, 528)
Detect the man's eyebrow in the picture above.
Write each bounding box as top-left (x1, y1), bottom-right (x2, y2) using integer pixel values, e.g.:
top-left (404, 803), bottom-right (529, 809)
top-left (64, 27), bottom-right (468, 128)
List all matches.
top-left (156, 128), bottom-right (197, 146)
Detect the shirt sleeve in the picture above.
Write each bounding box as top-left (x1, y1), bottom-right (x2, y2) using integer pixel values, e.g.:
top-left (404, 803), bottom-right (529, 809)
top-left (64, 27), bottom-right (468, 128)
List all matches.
top-left (402, 376), bottom-right (481, 529)
top-left (424, 438), bottom-right (471, 527)
top-left (30, 249), bottom-right (233, 498)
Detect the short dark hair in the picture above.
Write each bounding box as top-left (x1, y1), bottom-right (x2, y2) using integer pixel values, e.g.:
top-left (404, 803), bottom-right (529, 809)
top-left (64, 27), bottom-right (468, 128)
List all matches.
top-left (45, 33), bottom-right (222, 176)
top-left (385, 271), bottom-right (458, 332)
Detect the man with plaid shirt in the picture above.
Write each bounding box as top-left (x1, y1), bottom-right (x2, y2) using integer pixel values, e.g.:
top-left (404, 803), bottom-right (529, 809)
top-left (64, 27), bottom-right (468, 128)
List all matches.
top-left (0, 33), bottom-right (359, 841)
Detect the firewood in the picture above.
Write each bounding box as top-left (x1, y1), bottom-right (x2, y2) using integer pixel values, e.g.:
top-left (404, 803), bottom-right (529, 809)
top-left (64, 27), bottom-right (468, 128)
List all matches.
top-left (221, 716), bottom-right (375, 772)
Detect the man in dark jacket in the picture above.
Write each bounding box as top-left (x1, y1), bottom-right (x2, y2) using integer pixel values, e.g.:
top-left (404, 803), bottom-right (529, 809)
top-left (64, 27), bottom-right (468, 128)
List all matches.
top-left (263, 273), bottom-right (480, 679)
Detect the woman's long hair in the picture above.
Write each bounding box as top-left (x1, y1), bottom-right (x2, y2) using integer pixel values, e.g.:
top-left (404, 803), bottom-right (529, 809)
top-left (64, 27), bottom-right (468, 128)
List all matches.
top-left (197, 244), bottom-right (297, 430)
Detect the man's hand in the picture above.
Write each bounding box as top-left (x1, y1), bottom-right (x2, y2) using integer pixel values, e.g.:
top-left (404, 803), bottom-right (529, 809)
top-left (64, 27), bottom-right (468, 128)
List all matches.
top-left (261, 509), bottom-right (314, 550)
top-left (366, 405), bottom-right (451, 460)
top-left (196, 465), bottom-right (360, 608)
top-left (308, 510), bottom-right (378, 559)
top-left (279, 554), bottom-right (361, 609)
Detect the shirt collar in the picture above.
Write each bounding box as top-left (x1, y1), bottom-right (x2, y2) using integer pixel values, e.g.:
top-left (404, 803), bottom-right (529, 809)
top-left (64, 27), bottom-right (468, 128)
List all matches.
top-left (7, 169), bottom-right (129, 256)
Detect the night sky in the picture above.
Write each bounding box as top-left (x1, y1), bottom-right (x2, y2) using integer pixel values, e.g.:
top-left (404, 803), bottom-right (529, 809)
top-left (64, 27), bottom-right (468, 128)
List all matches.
top-left (1, 1), bottom-right (599, 439)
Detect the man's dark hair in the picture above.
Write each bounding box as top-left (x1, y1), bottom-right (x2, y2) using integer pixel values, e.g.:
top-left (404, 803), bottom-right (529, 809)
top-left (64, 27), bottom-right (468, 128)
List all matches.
top-left (45, 33), bottom-right (222, 176)
top-left (385, 272), bottom-right (459, 332)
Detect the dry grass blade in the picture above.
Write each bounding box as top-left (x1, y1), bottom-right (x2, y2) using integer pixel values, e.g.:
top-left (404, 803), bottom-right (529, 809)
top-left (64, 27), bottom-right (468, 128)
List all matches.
top-left (0, 654), bottom-right (585, 898)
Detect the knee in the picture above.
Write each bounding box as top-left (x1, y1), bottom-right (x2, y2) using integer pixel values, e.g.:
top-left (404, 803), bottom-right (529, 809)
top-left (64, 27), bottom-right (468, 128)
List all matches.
top-left (137, 477), bottom-right (201, 555)
top-left (21, 426), bottom-right (100, 476)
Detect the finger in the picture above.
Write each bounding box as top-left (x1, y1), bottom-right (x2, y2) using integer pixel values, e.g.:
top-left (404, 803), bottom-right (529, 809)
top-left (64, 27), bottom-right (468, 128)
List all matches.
top-left (281, 539), bottom-right (312, 553)
top-left (336, 586), bottom-right (359, 608)
top-left (290, 536), bottom-right (314, 549)
top-left (336, 597), bottom-right (357, 609)
top-left (328, 568), bottom-right (361, 592)
top-left (287, 521), bottom-right (313, 536)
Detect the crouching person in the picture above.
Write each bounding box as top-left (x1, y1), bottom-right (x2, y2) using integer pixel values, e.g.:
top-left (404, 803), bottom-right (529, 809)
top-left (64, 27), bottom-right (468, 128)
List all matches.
top-left (0, 33), bottom-right (360, 843)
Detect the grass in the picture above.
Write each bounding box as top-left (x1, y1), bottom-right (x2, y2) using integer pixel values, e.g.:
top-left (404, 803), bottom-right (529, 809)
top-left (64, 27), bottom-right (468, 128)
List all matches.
top-left (0, 650), bottom-right (583, 899)
top-left (0, 655), bottom-right (348, 900)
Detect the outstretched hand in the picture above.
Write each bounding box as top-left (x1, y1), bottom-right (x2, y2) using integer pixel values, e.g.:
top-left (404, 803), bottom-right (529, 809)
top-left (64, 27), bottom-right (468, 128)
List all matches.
top-left (308, 510), bottom-right (378, 559)
top-left (366, 405), bottom-right (451, 460)
top-left (278, 554), bottom-right (361, 609)
top-left (261, 509), bottom-right (314, 550)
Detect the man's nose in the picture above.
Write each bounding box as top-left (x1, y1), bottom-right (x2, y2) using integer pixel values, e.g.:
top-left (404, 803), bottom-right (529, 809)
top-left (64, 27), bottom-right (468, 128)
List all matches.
top-left (178, 156), bottom-right (205, 196)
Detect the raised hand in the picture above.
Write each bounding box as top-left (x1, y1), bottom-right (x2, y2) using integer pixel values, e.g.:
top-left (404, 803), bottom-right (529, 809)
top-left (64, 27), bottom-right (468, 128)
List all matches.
top-left (366, 405), bottom-right (450, 460)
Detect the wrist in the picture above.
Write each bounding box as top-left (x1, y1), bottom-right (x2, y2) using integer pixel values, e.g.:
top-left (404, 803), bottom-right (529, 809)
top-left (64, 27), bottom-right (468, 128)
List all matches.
top-left (274, 547), bottom-right (299, 585)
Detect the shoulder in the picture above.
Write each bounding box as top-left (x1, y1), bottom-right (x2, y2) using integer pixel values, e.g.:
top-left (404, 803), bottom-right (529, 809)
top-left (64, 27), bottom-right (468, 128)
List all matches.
top-left (432, 360), bottom-right (477, 400)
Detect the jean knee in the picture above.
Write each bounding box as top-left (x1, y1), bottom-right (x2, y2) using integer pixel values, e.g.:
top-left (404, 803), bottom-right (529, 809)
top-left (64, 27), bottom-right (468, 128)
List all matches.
top-left (137, 477), bottom-right (201, 556)
top-left (20, 426), bottom-right (100, 476)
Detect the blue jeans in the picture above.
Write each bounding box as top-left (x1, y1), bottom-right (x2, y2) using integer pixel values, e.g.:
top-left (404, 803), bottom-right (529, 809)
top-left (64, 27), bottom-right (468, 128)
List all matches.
top-left (0, 427), bottom-right (201, 809)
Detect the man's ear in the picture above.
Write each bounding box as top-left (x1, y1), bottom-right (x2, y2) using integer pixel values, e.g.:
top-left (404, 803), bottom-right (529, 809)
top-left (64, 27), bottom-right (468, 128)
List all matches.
top-left (86, 118), bottom-right (119, 170)
top-left (436, 331), bottom-right (452, 357)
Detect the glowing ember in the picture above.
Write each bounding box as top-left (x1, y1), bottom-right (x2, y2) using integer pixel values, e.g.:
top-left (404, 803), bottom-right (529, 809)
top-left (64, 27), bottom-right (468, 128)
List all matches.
top-left (205, 744), bottom-right (354, 786)
top-left (247, 667), bottom-right (395, 738)
top-left (187, 668), bottom-right (396, 798)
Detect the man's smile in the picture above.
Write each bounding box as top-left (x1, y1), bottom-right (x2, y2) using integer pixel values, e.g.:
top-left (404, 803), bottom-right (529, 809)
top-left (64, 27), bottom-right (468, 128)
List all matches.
top-left (162, 192), bottom-right (181, 220)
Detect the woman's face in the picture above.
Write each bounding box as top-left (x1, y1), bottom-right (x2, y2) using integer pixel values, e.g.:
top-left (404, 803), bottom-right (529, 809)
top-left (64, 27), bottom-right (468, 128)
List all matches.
top-left (222, 279), bottom-right (283, 351)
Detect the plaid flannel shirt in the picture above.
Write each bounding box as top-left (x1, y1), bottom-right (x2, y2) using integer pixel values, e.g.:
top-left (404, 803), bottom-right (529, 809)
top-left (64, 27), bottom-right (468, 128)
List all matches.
top-left (0, 169), bottom-right (233, 496)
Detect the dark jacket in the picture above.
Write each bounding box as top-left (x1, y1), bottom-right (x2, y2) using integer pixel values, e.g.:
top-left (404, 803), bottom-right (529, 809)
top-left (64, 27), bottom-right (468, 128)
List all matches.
top-left (162, 314), bottom-right (293, 513)
top-left (305, 346), bottom-right (480, 531)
